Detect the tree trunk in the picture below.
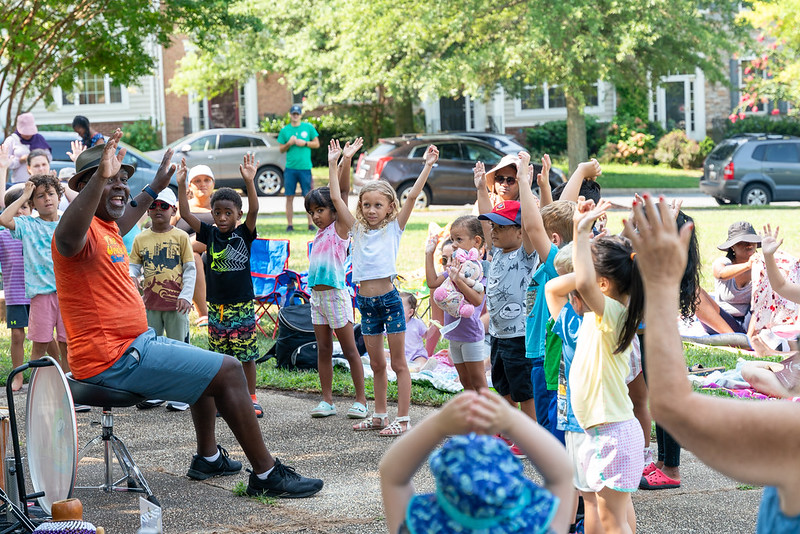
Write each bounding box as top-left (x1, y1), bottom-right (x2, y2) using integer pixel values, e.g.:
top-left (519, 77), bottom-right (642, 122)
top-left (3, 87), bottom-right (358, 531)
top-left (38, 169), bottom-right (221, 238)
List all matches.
top-left (393, 92), bottom-right (415, 135)
top-left (566, 93), bottom-right (588, 175)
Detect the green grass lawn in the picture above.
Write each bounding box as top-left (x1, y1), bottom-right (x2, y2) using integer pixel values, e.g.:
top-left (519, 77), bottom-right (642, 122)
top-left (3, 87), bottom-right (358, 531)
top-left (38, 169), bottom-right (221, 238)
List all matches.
top-left (597, 163), bottom-right (701, 189)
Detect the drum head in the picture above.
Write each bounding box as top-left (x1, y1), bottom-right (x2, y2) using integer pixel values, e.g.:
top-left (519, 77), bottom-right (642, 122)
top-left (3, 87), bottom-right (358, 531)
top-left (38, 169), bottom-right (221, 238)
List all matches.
top-left (25, 357), bottom-right (78, 516)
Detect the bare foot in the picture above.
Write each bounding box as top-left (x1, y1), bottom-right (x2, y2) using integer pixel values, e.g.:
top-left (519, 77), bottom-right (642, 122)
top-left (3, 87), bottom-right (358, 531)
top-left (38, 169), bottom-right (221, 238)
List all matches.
top-left (11, 375), bottom-right (23, 392)
top-left (750, 333), bottom-right (777, 358)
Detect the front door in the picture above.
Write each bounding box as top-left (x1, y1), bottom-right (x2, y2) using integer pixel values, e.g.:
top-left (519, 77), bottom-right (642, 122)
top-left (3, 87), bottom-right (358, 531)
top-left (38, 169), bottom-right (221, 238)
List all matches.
top-left (440, 97), bottom-right (466, 131)
top-left (208, 87), bottom-right (240, 129)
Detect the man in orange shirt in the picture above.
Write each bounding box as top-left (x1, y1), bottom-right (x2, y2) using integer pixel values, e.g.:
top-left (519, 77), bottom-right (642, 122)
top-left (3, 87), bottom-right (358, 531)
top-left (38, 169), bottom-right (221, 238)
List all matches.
top-left (52, 130), bottom-right (322, 499)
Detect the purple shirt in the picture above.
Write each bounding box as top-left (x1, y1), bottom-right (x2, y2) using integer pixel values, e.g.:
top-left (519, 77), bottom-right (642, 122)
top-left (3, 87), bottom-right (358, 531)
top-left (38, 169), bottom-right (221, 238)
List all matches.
top-left (405, 316), bottom-right (428, 362)
top-left (443, 273), bottom-right (487, 343)
top-left (0, 229), bottom-right (29, 305)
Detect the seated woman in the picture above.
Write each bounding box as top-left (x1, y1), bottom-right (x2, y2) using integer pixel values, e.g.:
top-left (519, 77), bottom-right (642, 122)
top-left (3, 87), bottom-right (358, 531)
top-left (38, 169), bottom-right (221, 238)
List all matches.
top-left (741, 355), bottom-right (800, 398)
top-left (699, 221), bottom-right (760, 335)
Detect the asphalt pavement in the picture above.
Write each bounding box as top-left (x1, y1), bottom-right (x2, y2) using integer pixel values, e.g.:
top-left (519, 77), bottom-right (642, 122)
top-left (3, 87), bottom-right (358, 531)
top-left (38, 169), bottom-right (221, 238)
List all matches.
top-left (1, 386), bottom-right (764, 533)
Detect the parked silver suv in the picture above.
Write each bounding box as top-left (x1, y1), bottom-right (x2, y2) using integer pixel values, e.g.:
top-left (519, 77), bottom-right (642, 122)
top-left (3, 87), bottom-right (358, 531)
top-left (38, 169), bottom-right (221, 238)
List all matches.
top-left (700, 134), bottom-right (800, 205)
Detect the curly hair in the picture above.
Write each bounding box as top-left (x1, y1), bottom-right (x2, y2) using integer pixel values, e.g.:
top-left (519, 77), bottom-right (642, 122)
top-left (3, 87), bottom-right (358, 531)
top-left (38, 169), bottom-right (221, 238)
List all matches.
top-left (355, 180), bottom-right (398, 228)
top-left (210, 187), bottom-right (242, 210)
top-left (27, 174), bottom-right (64, 207)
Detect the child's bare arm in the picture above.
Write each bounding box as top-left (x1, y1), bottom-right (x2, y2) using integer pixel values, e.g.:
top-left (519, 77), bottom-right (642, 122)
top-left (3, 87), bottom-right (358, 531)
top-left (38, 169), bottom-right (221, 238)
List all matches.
top-left (536, 154), bottom-right (553, 207)
top-left (0, 180), bottom-right (34, 231)
top-left (761, 224), bottom-right (800, 303)
top-left (449, 263), bottom-right (484, 307)
top-left (338, 137), bottom-right (363, 204)
top-left (240, 153), bottom-right (260, 232)
top-left (397, 145), bottom-right (438, 230)
top-left (573, 198), bottom-right (611, 315)
top-left (473, 162), bottom-right (494, 248)
top-left (516, 151), bottom-right (552, 259)
top-left (424, 236), bottom-right (446, 289)
top-left (545, 272), bottom-right (576, 319)
top-left (328, 140), bottom-right (355, 230)
top-left (176, 159), bottom-right (202, 233)
top-left (560, 159), bottom-right (601, 203)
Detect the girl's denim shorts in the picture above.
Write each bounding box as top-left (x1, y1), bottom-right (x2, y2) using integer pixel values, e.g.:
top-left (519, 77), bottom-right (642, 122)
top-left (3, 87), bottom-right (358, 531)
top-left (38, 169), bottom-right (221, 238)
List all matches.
top-left (356, 287), bottom-right (406, 336)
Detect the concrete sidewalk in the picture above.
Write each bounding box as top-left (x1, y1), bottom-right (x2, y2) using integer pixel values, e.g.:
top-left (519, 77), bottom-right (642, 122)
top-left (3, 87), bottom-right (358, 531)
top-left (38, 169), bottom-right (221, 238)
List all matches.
top-left (4, 387), bottom-right (762, 533)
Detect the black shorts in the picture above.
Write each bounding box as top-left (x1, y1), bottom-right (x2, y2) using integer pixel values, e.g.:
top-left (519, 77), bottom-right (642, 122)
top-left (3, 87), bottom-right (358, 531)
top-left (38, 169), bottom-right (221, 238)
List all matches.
top-left (490, 336), bottom-right (533, 402)
top-left (6, 304), bottom-right (29, 329)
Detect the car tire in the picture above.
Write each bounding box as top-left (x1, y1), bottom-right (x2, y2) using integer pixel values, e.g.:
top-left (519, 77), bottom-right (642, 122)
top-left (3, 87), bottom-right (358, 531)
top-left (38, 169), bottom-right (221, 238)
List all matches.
top-left (714, 197), bottom-right (730, 206)
top-left (741, 184), bottom-right (771, 206)
top-left (397, 183), bottom-right (431, 209)
top-left (255, 166), bottom-right (283, 197)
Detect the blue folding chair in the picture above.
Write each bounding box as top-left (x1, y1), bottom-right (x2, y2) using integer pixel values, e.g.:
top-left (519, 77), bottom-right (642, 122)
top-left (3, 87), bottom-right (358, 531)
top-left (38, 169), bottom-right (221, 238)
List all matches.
top-left (251, 239), bottom-right (309, 338)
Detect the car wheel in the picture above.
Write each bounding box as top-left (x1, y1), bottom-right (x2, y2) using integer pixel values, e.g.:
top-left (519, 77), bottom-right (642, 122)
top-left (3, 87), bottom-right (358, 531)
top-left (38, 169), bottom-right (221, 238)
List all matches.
top-left (714, 197), bottom-right (730, 206)
top-left (398, 183), bottom-right (431, 209)
top-left (741, 184), bottom-right (771, 206)
top-left (255, 166), bottom-right (283, 196)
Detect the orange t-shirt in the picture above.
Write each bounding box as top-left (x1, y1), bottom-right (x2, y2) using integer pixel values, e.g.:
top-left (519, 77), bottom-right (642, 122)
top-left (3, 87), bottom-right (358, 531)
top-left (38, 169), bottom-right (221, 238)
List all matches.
top-left (53, 217), bottom-right (148, 379)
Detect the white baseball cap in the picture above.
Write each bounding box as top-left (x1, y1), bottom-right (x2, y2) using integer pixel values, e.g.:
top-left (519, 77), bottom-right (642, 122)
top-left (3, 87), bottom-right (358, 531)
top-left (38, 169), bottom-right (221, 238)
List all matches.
top-left (188, 164), bottom-right (214, 183)
top-left (155, 187), bottom-right (178, 207)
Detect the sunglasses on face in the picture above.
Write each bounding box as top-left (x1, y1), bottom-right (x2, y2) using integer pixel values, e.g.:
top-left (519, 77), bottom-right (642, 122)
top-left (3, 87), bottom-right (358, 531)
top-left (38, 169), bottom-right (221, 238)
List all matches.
top-left (494, 175), bottom-right (516, 185)
top-left (149, 200), bottom-right (173, 210)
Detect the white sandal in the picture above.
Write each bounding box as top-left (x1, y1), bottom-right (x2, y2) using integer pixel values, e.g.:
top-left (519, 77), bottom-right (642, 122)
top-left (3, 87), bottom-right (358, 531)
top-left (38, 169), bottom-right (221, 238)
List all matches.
top-left (353, 412), bottom-right (388, 431)
top-left (379, 415), bottom-right (411, 437)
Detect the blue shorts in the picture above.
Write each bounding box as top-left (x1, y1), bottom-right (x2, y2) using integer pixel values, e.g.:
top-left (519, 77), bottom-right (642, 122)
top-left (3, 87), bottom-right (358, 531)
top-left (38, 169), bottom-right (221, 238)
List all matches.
top-left (82, 328), bottom-right (223, 405)
top-left (6, 304), bottom-right (29, 329)
top-left (284, 168), bottom-right (312, 197)
top-left (356, 287), bottom-right (406, 336)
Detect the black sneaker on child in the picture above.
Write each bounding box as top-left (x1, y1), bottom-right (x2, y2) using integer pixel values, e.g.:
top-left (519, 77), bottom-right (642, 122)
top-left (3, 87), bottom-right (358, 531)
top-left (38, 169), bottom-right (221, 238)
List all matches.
top-left (186, 445), bottom-right (243, 480)
top-left (245, 459), bottom-right (323, 498)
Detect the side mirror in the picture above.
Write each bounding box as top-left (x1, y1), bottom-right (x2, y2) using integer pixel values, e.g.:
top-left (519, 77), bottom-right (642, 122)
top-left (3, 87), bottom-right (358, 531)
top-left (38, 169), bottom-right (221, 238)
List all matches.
top-left (180, 144), bottom-right (192, 153)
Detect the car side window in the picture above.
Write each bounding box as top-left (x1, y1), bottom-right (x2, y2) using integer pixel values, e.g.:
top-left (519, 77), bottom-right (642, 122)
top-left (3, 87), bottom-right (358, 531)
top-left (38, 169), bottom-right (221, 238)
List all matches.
top-left (463, 143), bottom-right (502, 165)
top-left (437, 143), bottom-right (463, 161)
top-left (187, 135), bottom-right (217, 152)
top-left (49, 141), bottom-right (72, 161)
top-left (763, 143), bottom-right (800, 163)
top-left (751, 145), bottom-right (765, 161)
top-left (219, 135), bottom-right (253, 149)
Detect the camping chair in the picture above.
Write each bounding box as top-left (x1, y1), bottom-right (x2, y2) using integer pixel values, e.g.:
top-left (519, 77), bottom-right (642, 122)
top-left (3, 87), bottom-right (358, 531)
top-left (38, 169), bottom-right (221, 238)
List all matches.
top-left (251, 238), bottom-right (309, 338)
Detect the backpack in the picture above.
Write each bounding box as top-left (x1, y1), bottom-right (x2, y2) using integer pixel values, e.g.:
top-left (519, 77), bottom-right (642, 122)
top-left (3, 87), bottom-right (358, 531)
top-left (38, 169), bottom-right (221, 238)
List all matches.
top-left (265, 304), bottom-right (317, 370)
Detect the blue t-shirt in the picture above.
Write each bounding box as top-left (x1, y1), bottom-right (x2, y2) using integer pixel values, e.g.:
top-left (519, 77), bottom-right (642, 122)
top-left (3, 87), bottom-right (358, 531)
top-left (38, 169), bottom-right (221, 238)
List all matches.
top-left (10, 216), bottom-right (59, 298)
top-left (553, 303), bottom-right (583, 433)
top-left (525, 243), bottom-right (559, 359)
top-left (757, 486), bottom-right (800, 534)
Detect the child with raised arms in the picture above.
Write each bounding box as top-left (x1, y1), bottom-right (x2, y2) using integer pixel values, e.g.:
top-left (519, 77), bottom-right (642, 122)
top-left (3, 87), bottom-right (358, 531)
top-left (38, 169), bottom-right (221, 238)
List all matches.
top-left (327, 138), bottom-right (439, 436)
top-left (305, 138), bottom-right (368, 420)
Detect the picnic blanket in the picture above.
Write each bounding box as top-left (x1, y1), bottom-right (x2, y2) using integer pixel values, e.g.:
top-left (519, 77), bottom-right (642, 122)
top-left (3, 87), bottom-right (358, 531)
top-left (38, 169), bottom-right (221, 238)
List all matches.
top-left (333, 349), bottom-right (466, 393)
top-left (688, 358), bottom-right (800, 402)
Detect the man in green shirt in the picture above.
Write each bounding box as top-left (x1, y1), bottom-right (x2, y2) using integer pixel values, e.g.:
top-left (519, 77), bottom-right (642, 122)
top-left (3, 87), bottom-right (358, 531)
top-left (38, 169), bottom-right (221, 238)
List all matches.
top-left (277, 105), bottom-right (320, 231)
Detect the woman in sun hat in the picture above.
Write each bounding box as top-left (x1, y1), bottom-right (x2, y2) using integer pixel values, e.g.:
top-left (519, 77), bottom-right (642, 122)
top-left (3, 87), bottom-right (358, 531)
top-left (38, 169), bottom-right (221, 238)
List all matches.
top-left (380, 388), bottom-right (573, 534)
top-left (3, 112), bottom-right (52, 185)
top-left (699, 221), bottom-right (761, 335)
top-left (173, 164), bottom-right (216, 326)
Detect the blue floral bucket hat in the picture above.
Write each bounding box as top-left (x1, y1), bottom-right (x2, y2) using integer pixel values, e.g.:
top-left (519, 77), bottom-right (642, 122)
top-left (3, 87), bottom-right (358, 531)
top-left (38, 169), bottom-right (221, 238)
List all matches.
top-left (405, 433), bottom-right (559, 533)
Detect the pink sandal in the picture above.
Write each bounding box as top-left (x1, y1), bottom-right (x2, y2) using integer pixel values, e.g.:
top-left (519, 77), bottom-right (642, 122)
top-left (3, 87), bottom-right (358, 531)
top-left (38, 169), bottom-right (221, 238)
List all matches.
top-left (639, 468), bottom-right (680, 490)
top-left (379, 416), bottom-right (411, 437)
top-left (643, 462), bottom-right (657, 477)
top-left (353, 413), bottom-right (387, 431)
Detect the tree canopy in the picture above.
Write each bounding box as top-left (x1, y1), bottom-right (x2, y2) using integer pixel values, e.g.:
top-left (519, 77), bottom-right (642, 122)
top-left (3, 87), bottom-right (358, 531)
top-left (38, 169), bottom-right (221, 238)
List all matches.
top-left (173, 0), bottom-right (738, 169)
top-left (0, 0), bottom-right (257, 135)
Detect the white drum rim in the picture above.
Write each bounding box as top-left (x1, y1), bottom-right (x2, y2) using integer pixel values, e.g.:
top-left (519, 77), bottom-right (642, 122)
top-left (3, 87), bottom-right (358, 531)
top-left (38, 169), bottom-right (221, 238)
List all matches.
top-left (25, 356), bottom-right (78, 516)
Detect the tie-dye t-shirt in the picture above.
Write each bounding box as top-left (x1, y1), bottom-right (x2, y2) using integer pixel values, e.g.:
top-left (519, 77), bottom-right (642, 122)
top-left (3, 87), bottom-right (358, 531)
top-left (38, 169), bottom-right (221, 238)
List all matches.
top-left (197, 222), bottom-right (257, 305)
top-left (308, 223), bottom-right (348, 289)
top-left (10, 215), bottom-right (59, 298)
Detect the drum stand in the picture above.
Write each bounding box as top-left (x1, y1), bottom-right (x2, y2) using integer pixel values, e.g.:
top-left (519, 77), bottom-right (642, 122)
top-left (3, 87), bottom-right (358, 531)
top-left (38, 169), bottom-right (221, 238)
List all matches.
top-left (0, 359), bottom-right (55, 533)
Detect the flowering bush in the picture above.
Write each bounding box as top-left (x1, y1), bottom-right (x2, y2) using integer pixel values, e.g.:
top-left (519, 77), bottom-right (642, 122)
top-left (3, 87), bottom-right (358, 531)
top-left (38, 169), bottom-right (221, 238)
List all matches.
top-left (598, 116), bottom-right (660, 165)
top-left (654, 130), bottom-right (703, 169)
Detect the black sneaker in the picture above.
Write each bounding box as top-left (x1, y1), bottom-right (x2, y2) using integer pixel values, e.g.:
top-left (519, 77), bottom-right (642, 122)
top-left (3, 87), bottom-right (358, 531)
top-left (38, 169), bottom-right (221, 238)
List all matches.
top-left (186, 445), bottom-right (243, 480)
top-left (136, 399), bottom-right (164, 410)
top-left (245, 459), bottom-right (323, 498)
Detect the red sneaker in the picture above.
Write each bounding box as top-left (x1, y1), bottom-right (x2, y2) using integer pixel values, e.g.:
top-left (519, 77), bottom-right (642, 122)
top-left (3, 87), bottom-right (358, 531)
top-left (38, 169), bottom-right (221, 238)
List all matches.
top-left (508, 442), bottom-right (526, 459)
top-left (643, 462), bottom-right (657, 477)
top-left (639, 468), bottom-right (680, 490)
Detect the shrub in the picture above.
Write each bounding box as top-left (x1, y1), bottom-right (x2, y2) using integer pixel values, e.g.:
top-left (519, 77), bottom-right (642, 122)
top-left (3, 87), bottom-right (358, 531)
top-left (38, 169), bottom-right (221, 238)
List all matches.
top-left (655, 130), bottom-right (704, 169)
top-left (525, 115), bottom-right (607, 158)
top-left (598, 115), bottom-right (662, 165)
top-left (699, 136), bottom-right (715, 159)
top-left (261, 104), bottom-right (395, 167)
top-left (122, 120), bottom-right (162, 151)
top-left (723, 115), bottom-right (800, 138)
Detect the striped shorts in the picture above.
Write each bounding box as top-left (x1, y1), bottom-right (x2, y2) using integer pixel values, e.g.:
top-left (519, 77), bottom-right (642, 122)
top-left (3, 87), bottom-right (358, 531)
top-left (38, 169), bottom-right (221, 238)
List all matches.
top-left (310, 288), bottom-right (354, 330)
top-left (578, 418), bottom-right (644, 492)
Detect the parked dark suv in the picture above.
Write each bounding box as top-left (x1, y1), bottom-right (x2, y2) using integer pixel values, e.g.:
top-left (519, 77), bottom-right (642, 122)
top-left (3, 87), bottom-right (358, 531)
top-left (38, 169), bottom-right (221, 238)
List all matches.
top-left (700, 134), bottom-right (800, 205)
top-left (354, 135), bottom-right (564, 207)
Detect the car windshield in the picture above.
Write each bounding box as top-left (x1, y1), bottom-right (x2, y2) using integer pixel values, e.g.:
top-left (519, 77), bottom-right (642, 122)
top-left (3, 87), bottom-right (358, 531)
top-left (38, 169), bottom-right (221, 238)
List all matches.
top-left (366, 143), bottom-right (396, 157)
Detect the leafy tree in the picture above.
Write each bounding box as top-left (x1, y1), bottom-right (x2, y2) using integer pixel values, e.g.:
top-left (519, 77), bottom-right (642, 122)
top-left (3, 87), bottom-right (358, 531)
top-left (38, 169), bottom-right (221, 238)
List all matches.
top-left (0, 0), bottom-right (256, 135)
top-left (172, 0), bottom-right (738, 171)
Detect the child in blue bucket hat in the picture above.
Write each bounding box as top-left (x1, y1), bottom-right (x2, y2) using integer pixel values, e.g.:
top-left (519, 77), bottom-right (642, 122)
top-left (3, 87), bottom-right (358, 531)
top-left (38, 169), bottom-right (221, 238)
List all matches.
top-left (380, 389), bottom-right (574, 534)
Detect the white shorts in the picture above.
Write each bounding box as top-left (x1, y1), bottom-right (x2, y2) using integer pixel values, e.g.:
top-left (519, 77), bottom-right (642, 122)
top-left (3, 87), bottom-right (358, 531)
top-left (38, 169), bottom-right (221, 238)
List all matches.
top-left (310, 288), bottom-right (354, 329)
top-left (448, 339), bottom-right (486, 364)
top-left (565, 430), bottom-right (593, 493)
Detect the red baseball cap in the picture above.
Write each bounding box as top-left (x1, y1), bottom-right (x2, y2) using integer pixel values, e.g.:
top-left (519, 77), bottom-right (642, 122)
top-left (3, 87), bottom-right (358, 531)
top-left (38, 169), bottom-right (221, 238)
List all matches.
top-left (478, 200), bottom-right (522, 226)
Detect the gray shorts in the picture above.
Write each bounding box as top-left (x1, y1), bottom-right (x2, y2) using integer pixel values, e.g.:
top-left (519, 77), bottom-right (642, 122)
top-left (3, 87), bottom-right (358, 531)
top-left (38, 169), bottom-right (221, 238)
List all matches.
top-left (448, 339), bottom-right (485, 364)
top-left (82, 328), bottom-right (223, 405)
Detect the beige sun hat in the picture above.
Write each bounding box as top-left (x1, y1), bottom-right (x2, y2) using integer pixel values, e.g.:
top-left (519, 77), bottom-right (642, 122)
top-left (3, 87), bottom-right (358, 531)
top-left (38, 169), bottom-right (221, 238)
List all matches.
top-left (484, 154), bottom-right (521, 192)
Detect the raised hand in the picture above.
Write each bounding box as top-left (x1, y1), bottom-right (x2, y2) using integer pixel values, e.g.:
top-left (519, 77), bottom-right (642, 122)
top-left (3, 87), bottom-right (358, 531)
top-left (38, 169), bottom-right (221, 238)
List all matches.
top-left (761, 224), bottom-right (783, 256)
top-left (22, 180), bottom-right (36, 198)
top-left (328, 139), bottom-right (342, 163)
top-left (468, 388), bottom-right (515, 435)
top-left (175, 158), bottom-right (188, 189)
top-left (624, 195), bottom-right (693, 287)
top-left (516, 151), bottom-right (532, 186)
top-left (435, 391), bottom-right (480, 436)
top-left (473, 161), bottom-right (486, 190)
top-left (576, 158), bottom-right (602, 180)
top-left (343, 137), bottom-right (364, 159)
top-left (0, 143), bottom-right (9, 169)
top-left (152, 147), bottom-right (176, 191)
top-left (96, 129), bottom-right (125, 180)
top-left (574, 198), bottom-right (611, 235)
top-left (425, 234), bottom-right (438, 255)
top-left (66, 140), bottom-right (86, 163)
top-left (239, 152), bottom-right (258, 182)
top-left (537, 153), bottom-right (551, 188)
top-left (423, 145), bottom-right (439, 166)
